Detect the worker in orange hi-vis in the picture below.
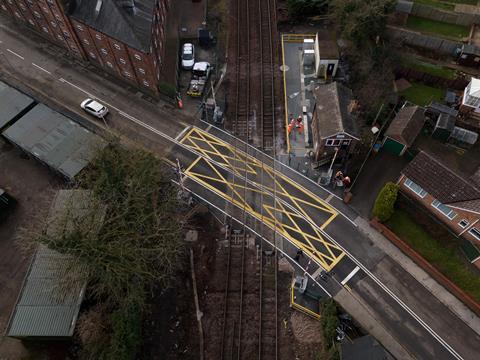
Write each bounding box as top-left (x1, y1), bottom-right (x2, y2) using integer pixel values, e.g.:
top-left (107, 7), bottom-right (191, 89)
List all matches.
top-left (287, 119), bottom-right (295, 135)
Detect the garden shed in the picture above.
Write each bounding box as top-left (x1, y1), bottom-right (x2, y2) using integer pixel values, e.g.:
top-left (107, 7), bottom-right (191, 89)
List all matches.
top-left (383, 105), bottom-right (425, 156)
top-left (432, 114), bottom-right (455, 142)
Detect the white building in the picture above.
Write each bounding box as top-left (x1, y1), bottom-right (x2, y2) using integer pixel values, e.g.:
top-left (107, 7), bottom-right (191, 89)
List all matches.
top-left (314, 34), bottom-right (339, 79)
top-left (462, 77), bottom-right (480, 112)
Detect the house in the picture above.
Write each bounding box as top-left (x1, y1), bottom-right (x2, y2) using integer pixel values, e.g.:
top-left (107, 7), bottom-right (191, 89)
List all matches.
top-left (0, 0), bottom-right (171, 96)
top-left (460, 77), bottom-right (480, 113)
top-left (383, 105), bottom-right (425, 156)
top-left (311, 82), bottom-right (359, 163)
top-left (398, 151), bottom-right (480, 256)
top-left (314, 34), bottom-right (339, 78)
top-left (456, 44), bottom-right (480, 68)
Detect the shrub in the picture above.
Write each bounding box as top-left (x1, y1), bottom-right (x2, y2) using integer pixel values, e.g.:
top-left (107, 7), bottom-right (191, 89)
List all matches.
top-left (321, 299), bottom-right (339, 348)
top-left (373, 182), bottom-right (399, 222)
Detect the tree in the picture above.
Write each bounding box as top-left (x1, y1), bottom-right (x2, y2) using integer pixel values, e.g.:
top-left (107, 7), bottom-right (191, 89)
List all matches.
top-left (373, 182), bottom-right (399, 222)
top-left (287, 0), bottom-right (329, 19)
top-left (331, 0), bottom-right (396, 46)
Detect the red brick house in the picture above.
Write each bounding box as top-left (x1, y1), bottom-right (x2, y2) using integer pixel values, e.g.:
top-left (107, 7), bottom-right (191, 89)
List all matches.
top-left (399, 151), bottom-right (480, 249)
top-left (0, 0), bottom-right (171, 96)
top-left (311, 82), bottom-right (359, 164)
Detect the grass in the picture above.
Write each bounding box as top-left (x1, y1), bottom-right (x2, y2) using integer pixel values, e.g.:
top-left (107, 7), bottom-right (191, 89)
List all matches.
top-left (404, 59), bottom-right (457, 79)
top-left (413, 0), bottom-right (478, 10)
top-left (406, 15), bottom-right (470, 39)
top-left (387, 209), bottom-right (480, 303)
top-left (399, 82), bottom-right (444, 106)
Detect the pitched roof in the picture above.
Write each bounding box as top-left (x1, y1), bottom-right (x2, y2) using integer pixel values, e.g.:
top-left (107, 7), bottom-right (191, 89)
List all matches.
top-left (69, 0), bottom-right (155, 52)
top-left (313, 82), bottom-right (359, 139)
top-left (402, 151), bottom-right (480, 211)
top-left (385, 105), bottom-right (425, 146)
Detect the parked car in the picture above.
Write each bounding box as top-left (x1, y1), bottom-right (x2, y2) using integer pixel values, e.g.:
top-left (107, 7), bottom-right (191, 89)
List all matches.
top-left (181, 43), bottom-right (195, 70)
top-left (80, 99), bottom-right (108, 118)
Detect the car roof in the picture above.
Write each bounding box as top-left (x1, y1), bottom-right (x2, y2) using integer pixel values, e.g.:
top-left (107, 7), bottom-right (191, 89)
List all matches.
top-left (86, 100), bottom-right (104, 112)
top-left (193, 62), bottom-right (210, 71)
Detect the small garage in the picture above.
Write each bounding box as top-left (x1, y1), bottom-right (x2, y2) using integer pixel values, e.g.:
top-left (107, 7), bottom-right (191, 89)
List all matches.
top-left (383, 105), bottom-right (426, 156)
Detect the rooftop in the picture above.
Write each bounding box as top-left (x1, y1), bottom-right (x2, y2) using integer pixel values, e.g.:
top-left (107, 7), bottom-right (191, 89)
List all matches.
top-left (68, 0), bottom-right (156, 52)
top-left (313, 82), bottom-right (359, 139)
top-left (385, 105), bottom-right (425, 146)
top-left (0, 81), bottom-right (35, 130)
top-left (402, 151), bottom-right (480, 212)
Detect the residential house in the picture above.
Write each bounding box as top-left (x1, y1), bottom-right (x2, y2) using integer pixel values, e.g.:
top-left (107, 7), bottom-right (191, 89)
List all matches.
top-left (314, 34), bottom-right (339, 79)
top-left (383, 104), bottom-right (425, 156)
top-left (460, 77), bottom-right (480, 113)
top-left (399, 151), bottom-right (480, 257)
top-left (311, 82), bottom-right (359, 163)
top-left (0, 0), bottom-right (171, 96)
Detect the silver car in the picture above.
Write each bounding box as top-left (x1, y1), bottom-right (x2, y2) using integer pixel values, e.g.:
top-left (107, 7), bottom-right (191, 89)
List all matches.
top-left (181, 43), bottom-right (195, 70)
top-left (80, 98), bottom-right (108, 118)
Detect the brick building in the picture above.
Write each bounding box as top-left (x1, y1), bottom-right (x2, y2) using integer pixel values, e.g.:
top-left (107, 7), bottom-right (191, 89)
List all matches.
top-left (0, 0), bottom-right (171, 96)
top-left (398, 151), bottom-right (480, 246)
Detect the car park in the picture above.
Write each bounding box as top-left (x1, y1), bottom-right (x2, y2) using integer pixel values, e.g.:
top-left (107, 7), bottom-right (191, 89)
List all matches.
top-left (80, 99), bottom-right (108, 118)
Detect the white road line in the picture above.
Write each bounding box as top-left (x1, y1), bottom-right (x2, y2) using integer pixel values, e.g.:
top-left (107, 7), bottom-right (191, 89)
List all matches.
top-left (325, 194), bottom-right (334, 203)
top-left (341, 266), bottom-right (360, 285)
top-left (175, 125), bottom-right (192, 141)
top-left (58, 77), bottom-right (93, 98)
top-left (32, 63), bottom-right (51, 75)
top-left (6, 48), bottom-right (24, 60)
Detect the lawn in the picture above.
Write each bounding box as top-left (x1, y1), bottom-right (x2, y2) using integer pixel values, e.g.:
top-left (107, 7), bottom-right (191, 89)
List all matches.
top-left (399, 82), bottom-right (444, 106)
top-left (387, 209), bottom-right (480, 303)
top-left (413, 0), bottom-right (478, 11)
top-left (406, 15), bottom-right (471, 39)
top-left (404, 59), bottom-right (456, 79)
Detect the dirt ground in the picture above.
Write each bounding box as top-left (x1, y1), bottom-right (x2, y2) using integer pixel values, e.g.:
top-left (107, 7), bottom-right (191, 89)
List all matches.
top-left (0, 139), bottom-right (63, 359)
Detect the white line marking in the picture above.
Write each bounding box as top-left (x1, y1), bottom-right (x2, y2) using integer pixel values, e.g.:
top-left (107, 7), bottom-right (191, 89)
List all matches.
top-left (6, 49), bottom-right (24, 60)
top-left (325, 194), bottom-right (334, 203)
top-left (32, 63), bottom-right (51, 74)
top-left (175, 125), bottom-right (192, 141)
top-left (341, 266), bottom-right (360, 285)
top-left (58, 77), bottom-right (93, 97)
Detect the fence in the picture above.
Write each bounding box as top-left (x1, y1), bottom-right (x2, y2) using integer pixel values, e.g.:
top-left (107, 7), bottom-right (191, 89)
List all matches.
top-left (387, 26), bottom-right (461, 55)
top-left (395, 67), bottom-right (469, 91)
top-left (397, 0), bottom-right (480, 27)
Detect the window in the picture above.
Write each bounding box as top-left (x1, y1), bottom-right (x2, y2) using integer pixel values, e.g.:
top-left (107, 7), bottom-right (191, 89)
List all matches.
top-left (19, 4), bottom-right (26, 10)
top-left (55, 14), bottom-right (62, 21)
top-left (15, 11), bottom-right (21, 18)
top-left (76, 24), bottom-right (83, 31)
top-left (95, 34), bottom-right (102, 40)
top-left (119, 58), bottom-right (126, 64)
top-left (106, 61), bottom-right (113, 68)
top-left (123, 71), bottom-right (131, 77)
top-left (42, 26), bottom-right (49, 33)
top-left (42, 6), bottom-right (48, 13)
top-left (50, 21), bottom-right (57, 27)
top-left (7, 0), bottom-right (12, 4)
top-left (469, 228), bottom-right (480, 241)
top-left (325, 139), bottom-right (341, 147)
top-left (83, 38), bottom-right (89, 45)
top-left (28, 19), bottom-right (35, 25)
top-left (113, 43), bottom-right (121, 50)
top-left (62, 30), bottom-right (70, 38)
top-left (459, 219), bottom-right (470, 229)
top-left (404, 178), bottom-right (427, 198)
top-left (431, 199), bottom-right (457, 220)
top-left (100, 48), bottom-right (108, 55)
top-left (57, 34), bottom-right (63, 41)
top-left (138, 68), bottom-right (145, 74)
top-left (47, 0), bottom-right (54, 4)
top-left (26, 0), bottom-right (33, 4)
top-left (33, 11), bottom-right (41, 18)
top-left (89, 52), bottom-right (96, 59)
top-left (143, 80), bottom-right (150, 87)
top-left (1, 5), bottom-right (7, 11)
top-left (134, 54), bottom-right (142, 61)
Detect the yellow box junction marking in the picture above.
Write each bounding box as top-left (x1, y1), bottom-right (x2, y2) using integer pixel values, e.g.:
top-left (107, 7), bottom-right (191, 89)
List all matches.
top-left (179, 127), bottom-right (345, 271)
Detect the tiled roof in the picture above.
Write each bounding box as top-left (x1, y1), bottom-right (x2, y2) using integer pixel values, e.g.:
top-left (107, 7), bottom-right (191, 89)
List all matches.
top-left (313, 82), bottom-right (359, 139)
top-left (385, 105), bottom-right (425, 146)
top-left (402, 152), bottom-right (480, 211)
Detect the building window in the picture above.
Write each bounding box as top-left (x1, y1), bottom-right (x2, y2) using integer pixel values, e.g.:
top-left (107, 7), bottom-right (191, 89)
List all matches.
top-left (7, 0), bottom-right (12, 4)
top-left (42, 6), bottom-right (48, 13)
top-left (106, 61), bottom-right (113, 68)
top-left (404, 178), bottom-right (427, 198)
top-left (119, 58), bottom-right (126, 64)
top-left (33, 11), bottom-right (41, 18)
top-left (19, 4), bottom-right (26, 10)
top-left (134, 54), bottom-right (142, 61)
top-left (100, 48), bottom-right (108, 55)
top-left (42, 26), bottom-right (49, 33)
top-left (113, 43), bottom-right (121, 50)
top-left (55, 14), bottom-right (62, 21)
top-left (62, 30), bottom-right (70, 38)
top-left (157, 72), bottom-right (160, 80)
top-left (50, 21), bottom-right (57, 27)
top-left (1, 5), bottom-right (7, 11)
top-left (431, 199), bottom-right (457, 220)
top-left (138, 68), bottom-right (145, 74)
top-left (325, 139), bottom-right (341, 147)
top-left (26, 0), bottom-right (33, 4)
top-left (124, 71), bottom-right (131, 77)
top-left (469, 228), bottom-right (480, 241)
top-left (47, 0), bottom-right (54, 3)
top-left (459, 219), bottom-right (470, 229)
top-left (57, 34), bottom-right (63, 41)
top-left (143, 80), bottom-right (150, 87)
top-left (89, 52), bottom-right (96, 59)
top-left (95, 34), bottom-right (102, 40)
top-left (15, 11), bottom-right (21, 18)
top-left (76, 24), bottom-right (83, 31)
top-left (28, 19), bottom-right (35, 25)
top-left (83, 38), bottom-right (90, 45)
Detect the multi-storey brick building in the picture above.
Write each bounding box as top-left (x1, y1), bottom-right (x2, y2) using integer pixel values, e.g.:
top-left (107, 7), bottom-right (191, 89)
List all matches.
top-left (0, 0), bottom-right (171, 96)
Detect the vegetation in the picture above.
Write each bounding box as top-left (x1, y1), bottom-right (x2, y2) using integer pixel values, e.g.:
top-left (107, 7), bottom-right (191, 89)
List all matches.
top-left (412, 0), bottom-right (455, 11)
top-left (403, 59), bottom-right (456, 79)
top-left (331, 0), bottom-right (396, 46)
top-left (373, 182), bottom-right (399, 222)
top-left (320, 299), bottom-right (340, 359)
top-left (405, 15), bottom-right (470, 39)
top-left (400, 82), bottom-right (444, 106)
top-left (387, 209), bottom-right (480, 303)
top-left (33, 144), bottom-right (186, 359)
top-left (286, 0), bottom-right (329, 19)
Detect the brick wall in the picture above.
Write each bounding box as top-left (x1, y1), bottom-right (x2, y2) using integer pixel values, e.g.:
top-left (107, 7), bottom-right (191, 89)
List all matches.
top-left (399, 175), bottom-right (480, 245)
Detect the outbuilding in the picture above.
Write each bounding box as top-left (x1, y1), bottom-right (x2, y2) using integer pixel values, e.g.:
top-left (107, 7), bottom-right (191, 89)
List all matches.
top-left (383, 105), bottom-right (425, 156)
top-left (314, 34), bottom-right (339, 79)
top-left (0, 81), bottom-right (35, 131)
top-left (456, 44), bottom-right (480, 68)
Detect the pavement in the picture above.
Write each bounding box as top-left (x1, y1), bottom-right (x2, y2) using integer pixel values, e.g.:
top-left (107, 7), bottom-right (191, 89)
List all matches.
top-left (1, 18), bottom-right (480, 360)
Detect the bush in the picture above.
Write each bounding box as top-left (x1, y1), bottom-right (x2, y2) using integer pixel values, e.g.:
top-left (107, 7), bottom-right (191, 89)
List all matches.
top-left (373, 182), bottom-right (399, 222)
top-left (321, 299), bottom-right (339, 348)
top-left (287, 0), bottom-right (328, 19)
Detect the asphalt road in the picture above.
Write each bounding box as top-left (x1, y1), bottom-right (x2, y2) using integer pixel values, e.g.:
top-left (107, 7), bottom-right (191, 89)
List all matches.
top-left (1, 19), bottom-right (480, 360)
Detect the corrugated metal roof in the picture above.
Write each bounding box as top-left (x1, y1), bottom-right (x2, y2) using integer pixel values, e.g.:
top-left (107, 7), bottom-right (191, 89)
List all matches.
top-left (6, 190), bottom-right (102, 338)
top-left (0, 81), bottom-right (35, 129)
top-left (2, 104), bottom-right (106, 179)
